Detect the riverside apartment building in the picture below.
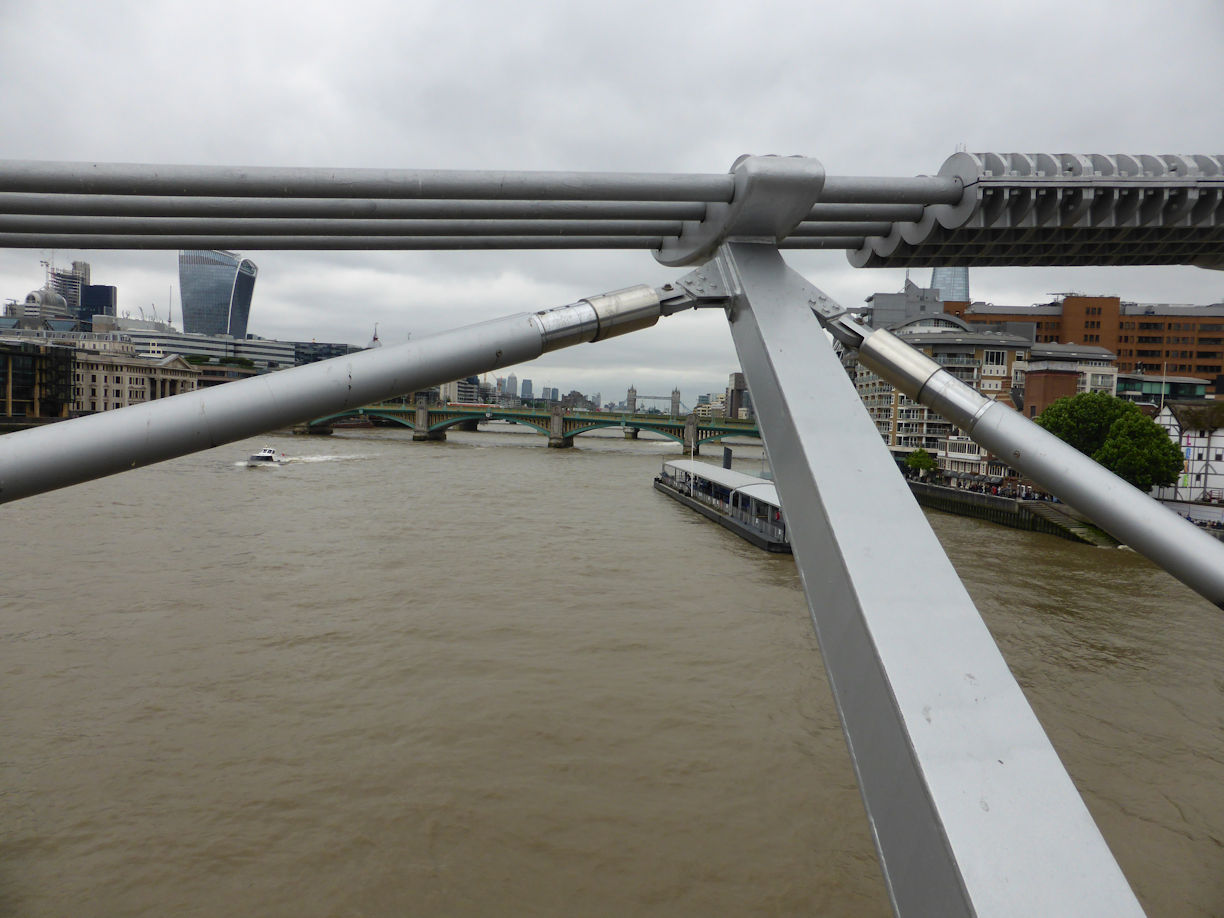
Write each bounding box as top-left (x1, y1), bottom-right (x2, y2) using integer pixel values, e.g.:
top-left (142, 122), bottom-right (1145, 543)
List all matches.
top-left (944, 295), bottom-right (1224, 390)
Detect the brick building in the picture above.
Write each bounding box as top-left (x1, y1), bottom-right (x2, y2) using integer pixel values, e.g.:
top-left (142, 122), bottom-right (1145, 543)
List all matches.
top-left (1010, 343), bottom-right (1117, 419)
top-left (944, 296), bottom-right (1224, 391)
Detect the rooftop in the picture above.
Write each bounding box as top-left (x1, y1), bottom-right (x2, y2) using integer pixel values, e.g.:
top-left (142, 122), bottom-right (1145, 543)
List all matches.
top-left (1163, 400), bottom-right (1224, 430)
top-left (1117, 373), bottom-right (1212, 385)
top-left (1029, 342), bottom-right (1116, 360)
top-left (662, 459), bottom-right (780, 508)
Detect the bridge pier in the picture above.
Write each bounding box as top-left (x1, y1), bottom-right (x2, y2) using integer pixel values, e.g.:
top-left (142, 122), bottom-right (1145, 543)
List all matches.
top-left (548, 407), bottom-right (573, 448)
top-left (412, 404), bottom-right (445, 442)
top-left (454, 419), bottom-right (480, 432)
top-left (683, 414), bottom-right (700, 455)
top-left (623, 428), bottom-right (639, 440)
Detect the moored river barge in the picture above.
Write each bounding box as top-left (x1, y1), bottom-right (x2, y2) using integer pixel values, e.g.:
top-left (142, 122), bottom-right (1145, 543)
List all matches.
top-left (654, 459), bottom-right (790, 552)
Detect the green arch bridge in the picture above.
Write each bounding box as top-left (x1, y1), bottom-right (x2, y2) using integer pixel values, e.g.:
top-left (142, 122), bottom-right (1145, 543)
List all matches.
top-left (308, 401), bottom-right (759, 452)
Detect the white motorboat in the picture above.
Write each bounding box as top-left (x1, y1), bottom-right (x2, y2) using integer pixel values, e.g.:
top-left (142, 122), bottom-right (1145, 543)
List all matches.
top-left (246, 446), bottom-right (286, 467)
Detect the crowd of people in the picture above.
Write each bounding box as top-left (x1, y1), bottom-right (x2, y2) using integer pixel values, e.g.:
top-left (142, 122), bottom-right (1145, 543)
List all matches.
top-left (911, 469), bottom-right (1224, 529)
top-left (905, 471), bottom-right (1057, 502)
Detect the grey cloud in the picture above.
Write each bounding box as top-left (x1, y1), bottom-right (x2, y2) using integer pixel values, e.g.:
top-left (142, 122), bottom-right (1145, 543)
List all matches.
top-left (1, 0), bottom-right (1222, 406)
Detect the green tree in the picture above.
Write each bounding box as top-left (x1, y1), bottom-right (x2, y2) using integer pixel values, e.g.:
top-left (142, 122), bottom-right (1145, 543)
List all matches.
top-left (1090, 412), bottom-right (1185, 492)
top-left (1035, 392), bottom-right (1183, 491)
top-left (1033, 390), bottom-right (1136, 455)
top-left (905, 448), bottom-right (936, 475)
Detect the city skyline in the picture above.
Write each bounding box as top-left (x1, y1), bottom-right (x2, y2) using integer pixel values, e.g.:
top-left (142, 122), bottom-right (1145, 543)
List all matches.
top-left (7, 248), bottom-right (1224, 413)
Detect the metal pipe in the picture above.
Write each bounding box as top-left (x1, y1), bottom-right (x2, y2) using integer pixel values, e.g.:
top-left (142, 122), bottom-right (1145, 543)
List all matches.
top-left (0, 161), bottom-right (964, 206)
top-left (0, 233), bottom-right (666, 250)
top-left (0, 286), bottom-right (664, 504)
top-left (806, 202), bottom-right (925, 222)
top-left (819, 174), bottom-right (964, 205)
top-left (778, 236), bottom-right (867, 249)
top-left (0, 232), bottom-right (877, 253)
top-left (789, 220), bottom-right (893, 236)
top-left (0, 160), bottom-right (736, 202)
top-left (0, 214), bottom-right (684, 237)
top-left (0, 191), bottom-right (708, 221)
top-left (849, 320), bottom-right (1224, 608)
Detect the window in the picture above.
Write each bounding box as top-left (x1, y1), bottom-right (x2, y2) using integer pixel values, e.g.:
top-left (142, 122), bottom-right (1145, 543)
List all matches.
top-left (983, 349), bottom-right (1006, 366)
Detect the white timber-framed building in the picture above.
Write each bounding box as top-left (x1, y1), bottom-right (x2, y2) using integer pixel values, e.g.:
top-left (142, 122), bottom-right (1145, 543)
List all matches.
top-left (1152, 400), bottom-right (1224, 506)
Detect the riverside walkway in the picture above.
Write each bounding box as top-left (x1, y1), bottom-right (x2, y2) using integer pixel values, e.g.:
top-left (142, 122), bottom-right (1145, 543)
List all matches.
top-left (907, 480), bottom-right (1119, 546)
top-left (309, 402), bottom-right (759, 451)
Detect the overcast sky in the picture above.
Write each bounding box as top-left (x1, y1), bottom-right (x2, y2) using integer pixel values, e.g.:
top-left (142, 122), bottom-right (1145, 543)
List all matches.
top-left (2, 0), bottom-right (1222, 405)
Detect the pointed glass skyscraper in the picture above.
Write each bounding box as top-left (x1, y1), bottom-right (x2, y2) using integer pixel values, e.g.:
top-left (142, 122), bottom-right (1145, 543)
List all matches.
top-left (930, 266), bottom-right (969, 302)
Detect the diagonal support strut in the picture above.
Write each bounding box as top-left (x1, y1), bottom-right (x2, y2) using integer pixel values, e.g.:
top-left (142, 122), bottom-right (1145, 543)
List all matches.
top-left (716, 242), bottom-right (1143, 917)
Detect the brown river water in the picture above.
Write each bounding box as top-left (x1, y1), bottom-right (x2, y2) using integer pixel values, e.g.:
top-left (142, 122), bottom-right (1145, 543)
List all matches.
top-left (3, 425), bottom-right (1222, 916)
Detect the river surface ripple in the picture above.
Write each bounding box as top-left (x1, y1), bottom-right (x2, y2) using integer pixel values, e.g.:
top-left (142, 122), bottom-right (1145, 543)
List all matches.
top-left (2, 426), bottom-right (1222, 916)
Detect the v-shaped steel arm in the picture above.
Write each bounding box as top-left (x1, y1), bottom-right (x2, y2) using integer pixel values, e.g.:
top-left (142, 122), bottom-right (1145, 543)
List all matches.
top-left (715, 242), bottom-right (1144, 917)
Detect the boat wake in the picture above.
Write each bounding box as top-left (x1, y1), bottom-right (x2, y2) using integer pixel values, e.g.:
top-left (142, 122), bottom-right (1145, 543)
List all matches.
top-left (233, 453), bottom-right (371, 468)
top-left (281, 454), bottom-right (371, 464)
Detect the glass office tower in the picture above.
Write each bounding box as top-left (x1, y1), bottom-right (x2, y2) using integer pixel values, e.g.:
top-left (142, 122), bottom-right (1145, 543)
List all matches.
top-left (929, 266), bottom-right (970, 303)
top-left (178, 250), bottom-right (258, 338)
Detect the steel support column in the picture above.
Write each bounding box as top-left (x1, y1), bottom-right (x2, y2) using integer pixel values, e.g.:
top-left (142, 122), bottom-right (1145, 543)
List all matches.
top-left (717, 242), bottom-right (1143, 917)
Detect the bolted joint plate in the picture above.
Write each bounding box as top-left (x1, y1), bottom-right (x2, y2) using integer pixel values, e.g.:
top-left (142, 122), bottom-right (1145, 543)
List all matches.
top-left (654, 155), bottom-right (825, 267)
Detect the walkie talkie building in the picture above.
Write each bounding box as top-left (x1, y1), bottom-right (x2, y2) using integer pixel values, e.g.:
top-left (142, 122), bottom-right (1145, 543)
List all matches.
top-left (178, 249), bottom-right (258, 338)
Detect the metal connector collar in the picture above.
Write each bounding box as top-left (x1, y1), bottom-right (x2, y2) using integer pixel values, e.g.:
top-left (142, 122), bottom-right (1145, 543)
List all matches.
top-left (586, 285), bottom-right (662, 341)
top-left (533, 284), bottom-right (661, 353)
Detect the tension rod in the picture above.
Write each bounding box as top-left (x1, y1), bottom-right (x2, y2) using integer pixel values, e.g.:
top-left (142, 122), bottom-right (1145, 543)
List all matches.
top-left (0, 285), bottom-right (676, 504)
top-left (822, 311), bottom-right (1224, 609)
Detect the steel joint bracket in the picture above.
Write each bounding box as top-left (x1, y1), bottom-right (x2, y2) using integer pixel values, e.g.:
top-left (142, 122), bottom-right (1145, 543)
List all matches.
top-left (654, 155), bottom-right (825, 266)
